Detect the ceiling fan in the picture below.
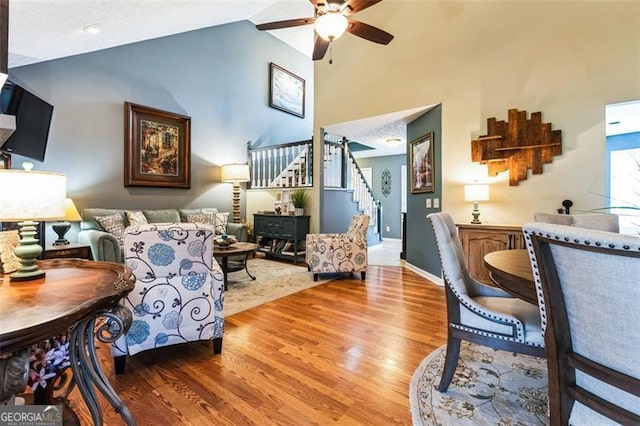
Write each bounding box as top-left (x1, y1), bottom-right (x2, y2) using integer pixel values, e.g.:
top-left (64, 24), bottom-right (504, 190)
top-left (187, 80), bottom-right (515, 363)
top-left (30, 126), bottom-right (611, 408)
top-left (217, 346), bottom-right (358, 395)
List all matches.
top-left (256, 0), bottom-right (393, 61)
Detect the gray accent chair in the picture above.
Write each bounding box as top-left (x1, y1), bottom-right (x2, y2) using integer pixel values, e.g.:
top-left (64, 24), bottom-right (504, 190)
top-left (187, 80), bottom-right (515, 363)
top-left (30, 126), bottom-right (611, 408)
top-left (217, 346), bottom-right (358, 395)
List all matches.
top-left (523, 222), bottom-right (640, 425)
top-left (533, 212), bottom-right (619, 233)
top-left (427, 212), bottom-right (545, 392)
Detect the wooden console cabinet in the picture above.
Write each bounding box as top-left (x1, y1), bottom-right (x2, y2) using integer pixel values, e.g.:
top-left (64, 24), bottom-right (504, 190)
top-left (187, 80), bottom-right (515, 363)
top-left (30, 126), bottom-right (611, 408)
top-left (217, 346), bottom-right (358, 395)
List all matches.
top-left (253, 214), bottom-right (310, 264)
top-left (457, 224), bottom-right (524, 284)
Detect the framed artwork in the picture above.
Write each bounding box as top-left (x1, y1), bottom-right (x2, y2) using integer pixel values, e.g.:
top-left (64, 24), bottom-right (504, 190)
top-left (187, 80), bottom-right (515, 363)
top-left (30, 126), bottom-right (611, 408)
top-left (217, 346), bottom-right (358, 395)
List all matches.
top-left (410, 131), bottom-right (435, 193)
top-left (124, 102), bottom-right (191, 188)
top-left (269, 63), bottom-right (305, 118)
top-left (0, 152), bottom-right (11, 169)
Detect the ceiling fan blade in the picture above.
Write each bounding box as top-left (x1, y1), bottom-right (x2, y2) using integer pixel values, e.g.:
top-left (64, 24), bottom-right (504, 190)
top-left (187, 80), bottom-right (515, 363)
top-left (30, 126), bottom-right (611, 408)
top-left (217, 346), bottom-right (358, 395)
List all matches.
top-left (312, 37), bottom-right (330, 61)
top-left (256, 17), bottom-right (315, 31)
top-left (309, 0), bottom-right (324, 10)
top-left (342, 0), bottom-right (383, 16)
top-left (347, 19), bottom-right (393, 44)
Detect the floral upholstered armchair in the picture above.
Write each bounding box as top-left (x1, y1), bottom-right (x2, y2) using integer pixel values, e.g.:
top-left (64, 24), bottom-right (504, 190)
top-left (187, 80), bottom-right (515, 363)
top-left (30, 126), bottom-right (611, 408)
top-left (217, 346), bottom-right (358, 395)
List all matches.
top-left (306, 214), bottom-right (370, 281)
top-left (112, 223), bottom-right (224, 374)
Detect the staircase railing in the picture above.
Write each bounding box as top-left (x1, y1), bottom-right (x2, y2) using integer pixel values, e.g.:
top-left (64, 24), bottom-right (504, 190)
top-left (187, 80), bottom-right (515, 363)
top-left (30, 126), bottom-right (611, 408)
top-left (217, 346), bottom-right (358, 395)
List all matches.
top-left (346, 148), bottom-right (382, 237)
top-left (247, 139), bottom-right (313, 189)
top-left (323, 131), bottom-right (382, 240)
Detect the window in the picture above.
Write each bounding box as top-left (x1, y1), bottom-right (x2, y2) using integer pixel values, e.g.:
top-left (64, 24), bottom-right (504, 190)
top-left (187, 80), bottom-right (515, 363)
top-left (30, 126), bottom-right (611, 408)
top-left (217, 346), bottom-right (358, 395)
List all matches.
top-left (606, 101), bottom-right (640, 235)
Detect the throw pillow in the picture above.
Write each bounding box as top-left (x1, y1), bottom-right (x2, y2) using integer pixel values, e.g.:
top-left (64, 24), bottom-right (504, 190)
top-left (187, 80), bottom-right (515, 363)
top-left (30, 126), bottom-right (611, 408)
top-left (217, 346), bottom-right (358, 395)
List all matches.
top-left (214, 212), bottom-right (230, 235)
top-left (186, 211), bottom-right (216, 229)
top-left (126, 210), bottom-right (148, 226)
top-left (0, 230), bottom-right (21, 274)
top-left (95, 213), bottom-right (126, 245)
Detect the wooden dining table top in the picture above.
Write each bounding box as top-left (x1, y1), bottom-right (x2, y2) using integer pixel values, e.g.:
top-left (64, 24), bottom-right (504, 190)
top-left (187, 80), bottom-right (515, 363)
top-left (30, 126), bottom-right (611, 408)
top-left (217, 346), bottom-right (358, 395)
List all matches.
top-left (483, 249), bottom-right (538, 305)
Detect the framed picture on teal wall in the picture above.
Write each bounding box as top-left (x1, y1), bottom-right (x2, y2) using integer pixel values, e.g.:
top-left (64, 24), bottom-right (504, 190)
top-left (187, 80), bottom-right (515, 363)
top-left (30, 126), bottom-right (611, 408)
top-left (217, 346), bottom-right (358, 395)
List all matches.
top-left (269, 63), bottom-right (305, 118)
top-left (124, 102), bottom-right (191, 188)
top-left (410, 132), bottom-right (434, 193)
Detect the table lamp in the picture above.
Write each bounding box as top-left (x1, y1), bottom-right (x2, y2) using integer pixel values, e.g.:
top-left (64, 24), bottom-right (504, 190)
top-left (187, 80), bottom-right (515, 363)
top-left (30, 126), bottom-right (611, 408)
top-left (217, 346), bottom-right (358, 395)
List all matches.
top-left (464, 184), bottom-right (490, 224)
top-left (221, 163), bottom-right (250, 223)
top-left (51, 198), bottom-right (82, 246)
top-left (0, 164), bottom-right (66, 281)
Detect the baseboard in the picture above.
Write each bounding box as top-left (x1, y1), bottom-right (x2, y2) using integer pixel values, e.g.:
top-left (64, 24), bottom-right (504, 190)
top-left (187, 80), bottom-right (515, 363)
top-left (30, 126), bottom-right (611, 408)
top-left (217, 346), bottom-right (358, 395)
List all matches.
top-left (404, 262), bottom-right (443, 286)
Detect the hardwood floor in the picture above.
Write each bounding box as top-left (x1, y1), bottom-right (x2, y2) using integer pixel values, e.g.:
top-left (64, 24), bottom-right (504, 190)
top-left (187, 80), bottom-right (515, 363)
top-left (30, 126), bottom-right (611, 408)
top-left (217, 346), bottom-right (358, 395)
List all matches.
top-left (70, 265), bottom-right (447, 425)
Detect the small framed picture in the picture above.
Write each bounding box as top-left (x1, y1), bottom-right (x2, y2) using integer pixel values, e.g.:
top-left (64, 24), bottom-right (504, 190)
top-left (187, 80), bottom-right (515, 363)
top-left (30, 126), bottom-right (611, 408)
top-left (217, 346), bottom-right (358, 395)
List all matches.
top-left (269, 63), bottom-right (305, 118)
top-left (410, 132), bottom-right (435, 193)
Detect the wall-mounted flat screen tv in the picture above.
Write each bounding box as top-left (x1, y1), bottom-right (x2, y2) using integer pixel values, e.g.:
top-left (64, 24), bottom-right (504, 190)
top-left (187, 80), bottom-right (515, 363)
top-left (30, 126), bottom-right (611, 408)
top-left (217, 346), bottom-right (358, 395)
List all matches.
top-left (0, 80), bottom-right (54, 162)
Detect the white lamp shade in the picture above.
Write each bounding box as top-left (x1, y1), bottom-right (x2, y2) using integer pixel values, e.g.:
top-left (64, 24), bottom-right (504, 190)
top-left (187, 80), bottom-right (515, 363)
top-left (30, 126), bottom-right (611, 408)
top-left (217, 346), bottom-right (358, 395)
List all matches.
top-left (315, 12), bottom-right (349, 41)
top-left (221, 164), bottom-right (250, 183)
top-left (464, 184), bottom-right (490, 202)
top-left (0, 170), bottom-right (66, 221)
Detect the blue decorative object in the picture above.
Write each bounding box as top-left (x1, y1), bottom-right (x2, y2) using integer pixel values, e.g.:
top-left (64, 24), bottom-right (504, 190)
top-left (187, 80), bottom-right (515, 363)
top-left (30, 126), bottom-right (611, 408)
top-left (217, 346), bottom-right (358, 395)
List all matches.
top-left (148, 243), bottom-right (175, 266)
top-left (182, 272), bottom-right (206, 291)
top-left (126, 320), bottom-right (150, 346)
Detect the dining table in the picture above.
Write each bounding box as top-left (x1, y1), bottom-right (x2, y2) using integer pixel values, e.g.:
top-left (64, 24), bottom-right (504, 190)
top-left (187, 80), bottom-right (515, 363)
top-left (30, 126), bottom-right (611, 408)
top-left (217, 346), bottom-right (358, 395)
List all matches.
top-left (483, 249), bottom-right (538, 305)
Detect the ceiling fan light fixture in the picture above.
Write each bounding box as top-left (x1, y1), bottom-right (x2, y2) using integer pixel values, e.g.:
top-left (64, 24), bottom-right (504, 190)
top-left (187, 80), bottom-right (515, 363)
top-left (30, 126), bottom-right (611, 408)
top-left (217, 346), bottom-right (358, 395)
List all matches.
top-left (315, 12), bottom-right (348, 41)
top-left (386, 137), bottom-right (402, 146)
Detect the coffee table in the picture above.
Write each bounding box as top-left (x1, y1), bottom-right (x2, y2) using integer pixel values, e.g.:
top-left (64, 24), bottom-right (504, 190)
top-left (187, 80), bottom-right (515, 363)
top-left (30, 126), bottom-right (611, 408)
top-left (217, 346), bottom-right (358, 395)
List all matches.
top-left (213, 242), bottom-right (259, 290)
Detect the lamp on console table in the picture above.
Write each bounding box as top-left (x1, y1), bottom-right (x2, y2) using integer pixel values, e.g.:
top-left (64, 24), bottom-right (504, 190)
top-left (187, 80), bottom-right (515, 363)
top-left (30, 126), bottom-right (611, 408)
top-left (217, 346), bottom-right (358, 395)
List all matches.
top-left (221, 163), bottom-right (250, 223)
top-left (0, 162), bottom-right (66, 281)
top-left (51, 198), bottom-right (82, 246)
top-left (464, 183), bottom-right (490, 224)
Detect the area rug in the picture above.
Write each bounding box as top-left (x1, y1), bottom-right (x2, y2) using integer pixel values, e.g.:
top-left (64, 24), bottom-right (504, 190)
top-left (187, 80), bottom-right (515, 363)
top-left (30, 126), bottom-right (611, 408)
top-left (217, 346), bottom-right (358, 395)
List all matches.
top-left (224, 258), bottom-right (332, 316)
top-left (410, 341), bottom-right (549, 425)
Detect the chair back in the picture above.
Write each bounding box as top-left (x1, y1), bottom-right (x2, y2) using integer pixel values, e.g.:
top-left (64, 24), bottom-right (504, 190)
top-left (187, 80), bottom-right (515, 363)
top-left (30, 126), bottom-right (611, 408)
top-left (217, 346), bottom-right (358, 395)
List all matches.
top-left (123, 222), bottom-right (216, 280)
top-left (427, 212), bottom-right (472, 297)
top-left (346, 214), bottom-right (370, 244)
top-left (523, 222), bottom-right (640, 425)
top-left (533, 212), bottom-right (619, 233)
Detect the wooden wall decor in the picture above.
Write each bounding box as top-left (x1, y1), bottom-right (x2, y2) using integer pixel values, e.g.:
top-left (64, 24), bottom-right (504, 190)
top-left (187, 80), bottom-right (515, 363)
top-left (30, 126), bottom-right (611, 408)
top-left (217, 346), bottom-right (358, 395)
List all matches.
top-left (471, 109), bottom-right (562, 186)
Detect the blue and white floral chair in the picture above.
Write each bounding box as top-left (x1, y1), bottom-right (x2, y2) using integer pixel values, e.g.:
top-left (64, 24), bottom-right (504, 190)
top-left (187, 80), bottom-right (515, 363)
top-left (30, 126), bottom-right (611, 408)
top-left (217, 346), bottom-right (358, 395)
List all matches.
top-left (306, 214), bottom-right (370, 281)
top-left (112, 223), bottom-right (224, 374)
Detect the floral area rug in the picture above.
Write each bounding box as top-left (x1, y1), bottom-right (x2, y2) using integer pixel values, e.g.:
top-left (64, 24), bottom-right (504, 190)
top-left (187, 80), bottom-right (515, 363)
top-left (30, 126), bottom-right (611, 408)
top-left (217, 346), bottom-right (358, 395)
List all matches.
top-left (410, 341), bottom-right (549, 425)
top-left (224, 257), bottom-right (332, 316)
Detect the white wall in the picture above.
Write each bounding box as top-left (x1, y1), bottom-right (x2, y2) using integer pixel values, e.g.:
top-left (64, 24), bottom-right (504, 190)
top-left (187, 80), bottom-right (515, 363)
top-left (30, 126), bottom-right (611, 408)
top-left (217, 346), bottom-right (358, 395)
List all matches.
top-left (313, 1), bottom-right (640, 226)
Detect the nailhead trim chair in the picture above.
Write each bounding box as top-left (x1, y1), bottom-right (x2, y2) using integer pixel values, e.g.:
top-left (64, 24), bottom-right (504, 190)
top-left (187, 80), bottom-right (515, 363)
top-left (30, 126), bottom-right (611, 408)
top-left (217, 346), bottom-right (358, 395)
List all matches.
top-left (112, 223), bottom-right (224, 374)
top-left (306, 214), bottom-right (370, 281)
top-left (523, 222), bottom-right (640, 425)
top-left (533, 212), bottom-right (619, 233)
top-left (427, 212), bottom-right (545, 392)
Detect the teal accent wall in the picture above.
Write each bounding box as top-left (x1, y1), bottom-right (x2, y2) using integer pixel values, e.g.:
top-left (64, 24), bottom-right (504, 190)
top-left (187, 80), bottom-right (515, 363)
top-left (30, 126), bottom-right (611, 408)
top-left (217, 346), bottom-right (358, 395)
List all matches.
top-left (8, 21), bottom-right (313, 217)
top-left (356, 154), bottom-right (405, 239)
top-left (406, 105), bottom-right (442, 276)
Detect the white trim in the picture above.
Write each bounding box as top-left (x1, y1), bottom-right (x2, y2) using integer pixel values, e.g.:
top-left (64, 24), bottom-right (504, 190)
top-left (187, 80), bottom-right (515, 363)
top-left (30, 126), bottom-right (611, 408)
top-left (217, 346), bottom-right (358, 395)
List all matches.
top-left (405, 262), bottom-right (443, 286)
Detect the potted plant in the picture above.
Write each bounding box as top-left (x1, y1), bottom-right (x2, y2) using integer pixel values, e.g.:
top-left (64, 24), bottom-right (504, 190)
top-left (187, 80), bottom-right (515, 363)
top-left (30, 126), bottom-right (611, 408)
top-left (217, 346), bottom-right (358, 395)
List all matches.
top-left (290, 188), bottom-right (308, 216)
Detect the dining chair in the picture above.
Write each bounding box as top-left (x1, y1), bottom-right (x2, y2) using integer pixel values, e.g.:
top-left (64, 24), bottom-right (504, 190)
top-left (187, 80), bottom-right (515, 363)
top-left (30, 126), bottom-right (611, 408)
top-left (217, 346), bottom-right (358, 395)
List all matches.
top-left (533, 212), bottom-right (619, 233)
top-left (112, 223), bottom-right (225, 374)
top-left (427, 212), bottom-right (545, 392)
top-left (523, 222), bottom-right (640, 425)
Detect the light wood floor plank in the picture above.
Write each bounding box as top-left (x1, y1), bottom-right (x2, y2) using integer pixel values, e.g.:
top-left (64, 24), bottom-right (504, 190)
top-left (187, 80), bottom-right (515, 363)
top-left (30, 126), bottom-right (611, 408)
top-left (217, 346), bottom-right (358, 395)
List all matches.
top-left (66, 265), bottom-right (446, 425)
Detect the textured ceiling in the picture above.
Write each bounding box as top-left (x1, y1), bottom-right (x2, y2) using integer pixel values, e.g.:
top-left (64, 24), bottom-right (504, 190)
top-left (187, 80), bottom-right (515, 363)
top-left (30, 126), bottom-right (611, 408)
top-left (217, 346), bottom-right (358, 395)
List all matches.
top-left (7, 0), bottom-right (315, 68)
top-left (5, 0), bottom-right (429, 156)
